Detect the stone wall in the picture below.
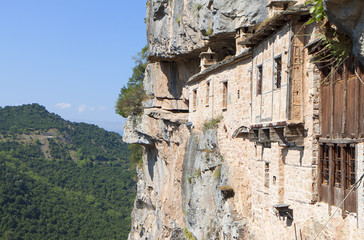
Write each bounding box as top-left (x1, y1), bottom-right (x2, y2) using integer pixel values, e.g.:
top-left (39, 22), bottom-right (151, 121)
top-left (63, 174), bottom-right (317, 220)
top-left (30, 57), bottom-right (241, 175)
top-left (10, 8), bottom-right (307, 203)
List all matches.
top-left (358, 143), bottom-right (364, 232)
top-left (251, 24), bottom-right (290, 124)
top-left (188, 57), bottom-right (252, 131)
top-left (183, 16), bottom-right (364, 239)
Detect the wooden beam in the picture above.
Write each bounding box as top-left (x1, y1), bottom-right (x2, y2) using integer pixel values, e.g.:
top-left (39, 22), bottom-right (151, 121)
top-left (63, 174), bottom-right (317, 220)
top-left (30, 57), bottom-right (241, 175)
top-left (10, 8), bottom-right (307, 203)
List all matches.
top-left (341, 64), bottom-right (347, 137)
top-left (328, 145), bottom-right (333, 210)
top-left (284, 124), bottom-right (305, 146)
top-left (330, 69), bottom-right (334, 136)
top-left (340, 144), bottom-right (346, 217)
top-left (355, 68), bottom-right (360, 137)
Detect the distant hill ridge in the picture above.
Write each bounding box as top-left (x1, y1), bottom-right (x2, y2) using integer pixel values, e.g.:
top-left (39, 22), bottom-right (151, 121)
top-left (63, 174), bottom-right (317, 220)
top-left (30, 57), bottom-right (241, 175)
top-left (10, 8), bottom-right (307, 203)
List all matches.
top-left (0, 103), bottom-right (127, 163)
top-left (0, 103), bottom-right (135, 239)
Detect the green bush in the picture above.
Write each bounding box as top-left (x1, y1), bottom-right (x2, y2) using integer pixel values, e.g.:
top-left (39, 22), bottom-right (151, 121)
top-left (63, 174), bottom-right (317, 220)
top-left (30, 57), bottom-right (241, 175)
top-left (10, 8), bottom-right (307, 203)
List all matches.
top-left (116, 47), bottom-right (147, 118)
top-left (213, 166), bottom-right (221, 179)
top-left (219, 185), bottom-right (235, 199)
top-left (202, 116), bottom-right (223, 131)
top-left (306, 0), bottom-right (326, 25)
top-left (129, 144), bottom-right (143, 169)
top-left (206, 28), bottom-right (213, 36)
top-left (183, 227), bottom-right (197, 240)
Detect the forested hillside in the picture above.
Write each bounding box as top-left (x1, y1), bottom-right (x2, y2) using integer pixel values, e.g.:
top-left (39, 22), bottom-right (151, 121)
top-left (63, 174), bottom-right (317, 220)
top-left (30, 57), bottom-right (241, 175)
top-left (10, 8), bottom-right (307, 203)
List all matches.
top-left (0, 104), bottom-right (135, 240)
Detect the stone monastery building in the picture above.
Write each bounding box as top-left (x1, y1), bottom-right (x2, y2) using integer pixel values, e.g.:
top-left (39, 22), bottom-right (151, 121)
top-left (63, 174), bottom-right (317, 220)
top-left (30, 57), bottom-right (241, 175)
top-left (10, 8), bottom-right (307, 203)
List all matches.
top-left (187, 1), bottom-right (364, 239)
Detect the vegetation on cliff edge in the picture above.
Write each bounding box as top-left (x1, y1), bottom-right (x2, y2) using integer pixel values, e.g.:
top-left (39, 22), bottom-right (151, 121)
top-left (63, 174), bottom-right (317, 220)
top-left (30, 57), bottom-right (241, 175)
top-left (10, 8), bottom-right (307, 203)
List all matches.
top-left (116, 46), bottom-right (147, 118)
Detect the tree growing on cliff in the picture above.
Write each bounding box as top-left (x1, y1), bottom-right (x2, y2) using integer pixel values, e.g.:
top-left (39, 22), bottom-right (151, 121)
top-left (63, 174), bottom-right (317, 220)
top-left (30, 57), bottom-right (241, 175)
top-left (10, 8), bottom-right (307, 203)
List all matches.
top-left (116, 46), bottom-right (147, 118)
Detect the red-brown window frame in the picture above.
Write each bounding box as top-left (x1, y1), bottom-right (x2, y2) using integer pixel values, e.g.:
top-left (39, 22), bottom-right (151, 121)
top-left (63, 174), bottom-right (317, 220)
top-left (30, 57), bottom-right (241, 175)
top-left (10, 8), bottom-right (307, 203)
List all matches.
top-left (319, 143), bottom-right (356, 190)
top-left (344, 145), bottom-right (356, 188)
top-left (319, 144), bottom-right (329, 185)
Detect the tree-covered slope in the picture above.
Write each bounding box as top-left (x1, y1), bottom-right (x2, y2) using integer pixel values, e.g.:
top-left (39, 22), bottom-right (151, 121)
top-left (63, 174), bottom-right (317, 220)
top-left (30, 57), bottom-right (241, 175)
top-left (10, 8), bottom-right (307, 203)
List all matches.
top-left (0, 104), bottom-right (135, 240)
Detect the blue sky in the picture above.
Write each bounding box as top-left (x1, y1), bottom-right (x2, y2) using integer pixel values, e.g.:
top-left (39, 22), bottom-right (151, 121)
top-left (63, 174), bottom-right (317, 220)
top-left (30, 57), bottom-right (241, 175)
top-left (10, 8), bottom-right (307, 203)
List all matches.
top-left (0, 0), bottom-right (147, 134)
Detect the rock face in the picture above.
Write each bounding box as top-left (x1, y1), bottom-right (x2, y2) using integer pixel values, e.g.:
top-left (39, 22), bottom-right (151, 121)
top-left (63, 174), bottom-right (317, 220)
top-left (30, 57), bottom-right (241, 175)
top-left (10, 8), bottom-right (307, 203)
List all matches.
top-left (124, 110), bottom-right (190, 239)
top-left (124, 1), bottom-right (269, 238)
top-left (182, 130), bottom-right (249, 239)
top-left (324, 0), bottom-right (364, 64)
top-left (146, 0), bottom-right (268, 59)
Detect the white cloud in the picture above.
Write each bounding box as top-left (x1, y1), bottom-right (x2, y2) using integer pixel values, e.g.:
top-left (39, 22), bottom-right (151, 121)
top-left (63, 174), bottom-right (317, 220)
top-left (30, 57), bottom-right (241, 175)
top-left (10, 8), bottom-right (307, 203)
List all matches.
top-left (55, 102), bottom-right (72, 109)
top-left (78, 104), bottom-right (96, 113)
top-left (78, 104), bottom-right (87, 112)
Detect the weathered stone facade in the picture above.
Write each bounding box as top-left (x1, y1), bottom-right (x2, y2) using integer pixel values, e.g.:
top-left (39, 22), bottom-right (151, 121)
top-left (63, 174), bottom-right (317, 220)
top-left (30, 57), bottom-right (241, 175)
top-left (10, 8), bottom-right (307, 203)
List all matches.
top-left (124, 1), bottom-right (364, 239)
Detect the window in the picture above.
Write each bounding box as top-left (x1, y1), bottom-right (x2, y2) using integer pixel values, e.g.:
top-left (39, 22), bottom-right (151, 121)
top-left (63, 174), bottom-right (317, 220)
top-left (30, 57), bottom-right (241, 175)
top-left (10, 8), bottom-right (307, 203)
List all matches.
top-left (192, 89), bottom-right (197, 110)
top-left (206, 82), bottom-right (210, 106)
top-left (257, 65), bottom-right (262, 95)
top-left (274, 56), bottom-right (282, 89)
top-left (319, 144), bottom-right (329, 185)
top-left (319, 143), bottom-right (357, 212)
top-left (344, 145), bottom-right (356, 189)
top-left (319, 143), bottom-right (355, 189)
top-left (264, 162), bottom-right (269, 188)
top-left (222, 81), bottom-right (228, 109)
top-left (333, 145), bottom-right (342, 187)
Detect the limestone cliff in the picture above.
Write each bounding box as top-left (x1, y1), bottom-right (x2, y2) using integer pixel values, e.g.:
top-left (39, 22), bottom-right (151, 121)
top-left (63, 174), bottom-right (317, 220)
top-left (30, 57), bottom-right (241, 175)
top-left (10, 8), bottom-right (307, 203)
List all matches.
top-left (146, 0), bottom-right (268, 59)
top-left (124, 1), bottom-right (268, 239)
top-left (323, 0), bottom-right (364, 64)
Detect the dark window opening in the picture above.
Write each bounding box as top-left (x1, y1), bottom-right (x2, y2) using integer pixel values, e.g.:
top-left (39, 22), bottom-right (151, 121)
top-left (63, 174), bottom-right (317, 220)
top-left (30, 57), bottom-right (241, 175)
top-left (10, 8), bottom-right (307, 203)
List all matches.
top-left (344, 145), bottom-right (356, 188)
top-left (333, 145), bottom-right (342, 188)
top-left (320, 144), bottom-right (329, 184)
top-left (319, 143), bottom-right (356, 190)
top-left (222, 81), bottom-right (228, 108)
top-left (274, 57), bottom-right (282, 89)
top-left (264, 162), bottom-right (269, 188)
top-left (206, 82), bottom-right (210, 106)
top-left (257, 65), bottom-right (262, 95)
top-left (192, 89), bottom-right (197, 110)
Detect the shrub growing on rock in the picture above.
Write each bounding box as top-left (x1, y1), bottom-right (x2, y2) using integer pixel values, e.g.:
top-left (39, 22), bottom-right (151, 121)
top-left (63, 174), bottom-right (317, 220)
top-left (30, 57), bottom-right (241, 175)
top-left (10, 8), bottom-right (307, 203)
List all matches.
top-left (116, 46), bottom-right (147, 118)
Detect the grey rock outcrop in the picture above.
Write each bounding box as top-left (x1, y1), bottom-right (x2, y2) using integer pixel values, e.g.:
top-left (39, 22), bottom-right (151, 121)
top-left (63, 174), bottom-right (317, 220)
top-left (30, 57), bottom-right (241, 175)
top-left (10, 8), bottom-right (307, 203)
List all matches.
top-left (324, 0), bottom-right (364, 64)
top-left (122, 116), bottom-right (153, 146)
top-left (126, 1), bottom-right (267, 239)
top-left (182, 130), bottom-right (249, 239)
top-left (146, 0), bottom-right (268, 59)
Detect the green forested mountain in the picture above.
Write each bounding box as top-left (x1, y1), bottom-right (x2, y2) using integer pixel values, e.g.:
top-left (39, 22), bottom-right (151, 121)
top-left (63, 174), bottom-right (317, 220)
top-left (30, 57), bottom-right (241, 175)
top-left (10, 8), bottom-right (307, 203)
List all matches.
top-left (0, 104), bottom-right (135, 240)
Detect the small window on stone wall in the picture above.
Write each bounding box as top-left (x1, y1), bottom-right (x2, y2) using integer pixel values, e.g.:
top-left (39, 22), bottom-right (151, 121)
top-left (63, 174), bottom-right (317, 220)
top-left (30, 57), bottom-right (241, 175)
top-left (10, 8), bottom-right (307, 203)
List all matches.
top-left (274, 56), bottom-right (282, 89)
top-left (192, 89), bottom-right (197, 110)
top-left (206, 81), bottom-right (210, 106)
top-left (222, 81), bottom-right (228, 109)
top-left (264, 162), bottom-right (269, 188)
top-left (257, 65), bottom-right (263, 95)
